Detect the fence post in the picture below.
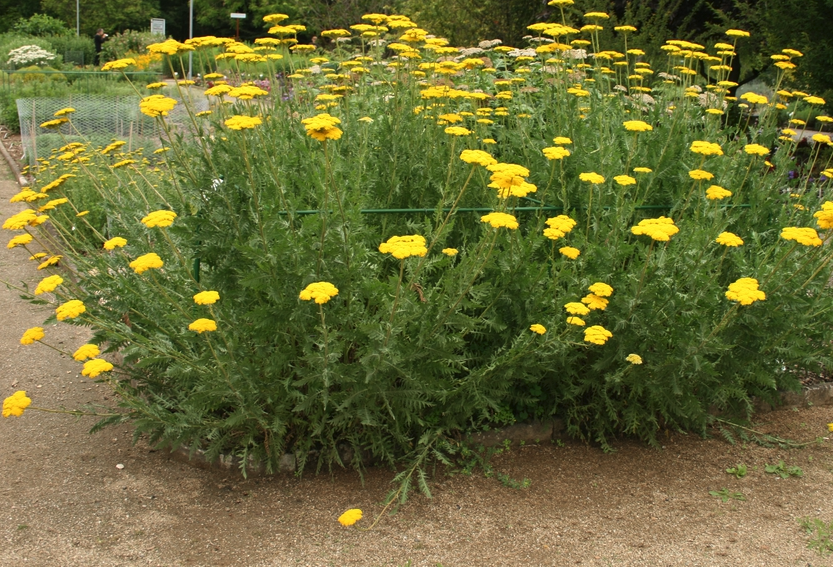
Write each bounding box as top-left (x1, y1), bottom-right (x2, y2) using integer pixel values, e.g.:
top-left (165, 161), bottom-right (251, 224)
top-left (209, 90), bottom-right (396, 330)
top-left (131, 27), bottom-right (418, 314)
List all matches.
top-left (31, 100), bottom-right (37, 163)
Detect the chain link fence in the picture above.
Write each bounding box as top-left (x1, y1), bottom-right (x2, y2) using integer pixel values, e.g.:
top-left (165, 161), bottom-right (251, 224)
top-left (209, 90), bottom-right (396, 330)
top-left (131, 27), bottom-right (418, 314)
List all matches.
top-left (17, 92), bottom-right (209, 164)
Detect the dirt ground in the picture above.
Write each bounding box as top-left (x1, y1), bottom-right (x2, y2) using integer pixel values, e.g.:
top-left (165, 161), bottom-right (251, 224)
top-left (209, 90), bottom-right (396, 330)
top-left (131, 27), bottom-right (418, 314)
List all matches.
top-left (2, 154), bottom-right (833, 567)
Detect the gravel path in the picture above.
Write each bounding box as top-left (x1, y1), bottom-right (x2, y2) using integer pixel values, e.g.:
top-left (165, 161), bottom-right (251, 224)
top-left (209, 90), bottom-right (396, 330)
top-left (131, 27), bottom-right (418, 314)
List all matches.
top-left (2, 159), bottom-right (833, 566)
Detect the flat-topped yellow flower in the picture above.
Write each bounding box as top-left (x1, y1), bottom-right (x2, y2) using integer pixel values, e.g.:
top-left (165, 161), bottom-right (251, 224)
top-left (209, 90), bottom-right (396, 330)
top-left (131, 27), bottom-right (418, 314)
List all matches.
top-left (579, 172), bottom-right (605, 184)
top-left (56, 299), bottom-right (85, 321)
top-left (103, 237), bottom-right (127, 250)
top-left (744, 144), bottom-right (769, 156)
top-left (141, 210), bottom-right (177, 228)
top-left (631, 217), bottom-right (679, 241)
top-left (530, 324), bottom-right (547, 335)
top-left (299, 282), bottom-right (339, 304)
top-left (781, 227), bottom-right (823, 246)
top-left (101, 58), bottom-right (136, 71)
top-left (543, 146), bottom-right (571, 160)
top-left (725, 278), bottom-right (765, 305)
top-left (460, 149), bottom-right (497, 167)
top-left (3, 391), bottom-right (31, 417)
top-left (73, 344), bottom-right (100, 361)
top-left (139, 95), bottom-right (178, 118)
top-left (689, 169), bottom-right (714, 181)
top-left (588, 282), bottom-right (613, 297)
top-left (379, 235), bottom-right (428, 259)
top-left (194, 291), bottom-right (220, 305)
top-left (338, 509), bottom-right (363, 526)
top-left (716, 232), bottom-right (743, 247)
top-left (34, 275), bottom-right (63, 295)
top-left (444, 126), bottom-right (471, 136)
top-left (188, 318), bottom-right (218, 333)
top-left (129, 252), bottom-right (164, 274)
top-left (626, 354), bottom-right (643, 364)
top-left (6, 233), bottom-right (32, 249)
top-left (581, 294), bottom-right (609, 311)
top-left (225, 115), bottom-right (263, 130)
top-left (614, 175), bottom-right (636, 186)
top-left (480, 212), bottom-right (519, 229)
top-left (20, 327), bottom-right (44, 345)
top-left (564, 302), bottom-right (590, 315)
top-left (552, 136), bottom-right (572, 145)
top-left (302, 113), bottom-right (343, 141)
top-left (584, 325), bottom-right (612, 345)
top-left (706, 185), bottom-right (732, 200)
top-left (725, 29), bottom-right (750, 37)
top-left (566, 316), bottom-right (585, 326)
top-left (814, 202), bottom-right (833, 229)
top-left (633, 167), bottom-right (652, 173)
top-left (442, 248), bottom-right (458, 256)
top-left (559, 246), bottom-right (580, 259)
top-left (82, 359), bottom-right (114, 378)
top-left (690, 140), bottom-right (723, 156)
top-left (623, 120), bottom-right (652, 132)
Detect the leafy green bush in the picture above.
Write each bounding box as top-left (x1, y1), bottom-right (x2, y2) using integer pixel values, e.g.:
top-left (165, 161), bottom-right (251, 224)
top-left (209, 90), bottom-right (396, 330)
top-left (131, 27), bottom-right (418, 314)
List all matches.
top-left (47, 34), bottom-right (96, 67)
top-left (13, 13), bottom-right (72, 37)
top-left (5, 12), bottom-right (833, 484)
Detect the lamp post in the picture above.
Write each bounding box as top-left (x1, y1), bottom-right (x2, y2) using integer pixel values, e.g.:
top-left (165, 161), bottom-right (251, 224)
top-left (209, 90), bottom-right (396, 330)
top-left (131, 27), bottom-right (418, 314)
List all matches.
top-left (76, 0), bottom-right (80, 37)
top-left (187, 0), bottom-right (194, 79)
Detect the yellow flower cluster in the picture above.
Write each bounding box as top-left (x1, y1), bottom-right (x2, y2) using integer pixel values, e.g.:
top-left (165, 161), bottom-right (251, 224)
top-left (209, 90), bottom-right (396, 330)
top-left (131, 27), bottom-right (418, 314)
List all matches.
top-left (459, 149), bottom-right (497, 167)
top-left (442, 248), bottom-right (458, 256)
top-left (725, 278), bottom-right (765, 305)
top-left (480, 212), bottom-right (519, 230)
top-left (20, 327), bottom-right (44, 345)
top-left (690, 141), bottom-right (723, 156)
top-left (744, 144), bottom-right (769, 156)
top-left (140, 95), bottom-right (178, 118)
top-left (781, 227), bottom-right (823, 246)
top-left (564, 302), bottom-right (590, 315)
top-left (579, 172), bottom-right (605, 184)
top-left (715, 232), bottom-right (744, 247)
top-left (225, 115), bottom-right (263, 130)
top-left (34, 275), bottom-right (63, 295)
top-left (338, 508), bottom-right (363, 526)
top-left (129, 252), bottom-right (164, 274)
top-left (3, 209), bottom-right (48, 230)
top-left (73, 344), bottom-right (100, 361)
top-left (82, 359), bottom-right (114, 378)
top-left (689, 169), bottom-right (714, 181)
top-left (7, 233), bottom-right (32, 249)
top-left (3, 391), bottom-right (32, 417)
top-left (705, 185), bottom-right (732, 200)
top-left (379, 235), bottom-right (428, 259)
top-left (626, 354), bottom-right (643, 365)
top-left (101, 58), bottom-right (136, 71)
top-left (486, 163), bottom-right (536, 198)
top-left (141, 210), bottom-right (177, 228)
top-left (56, 299), bottom-right (86, 321)
top-left (614, 175), bottom-right (636, 186)
top-left (302, 113), bottom-right (343, 141)
top-left (814, 202), bottom-right (833, 229)
top-left (630, 217), bottom-right (679, 241)
top-left (529, 324), bottom-right (547, 335)
top-left (542, 146), bottom-right (571, 160)
top-left (299, 282), bottom-right (340, 304)
top-left (194, 291), bottom-right (220, 305)
top-left (623, 120), bottom-right (652, 132)
top-left (103, 237), bottom-right (127, 250)
top-left (188, 318), bottom-right (218, 333)
top-left (559, 246), bottom-right (580, 259)
top-left (584, 325), bottom-right (612, 345)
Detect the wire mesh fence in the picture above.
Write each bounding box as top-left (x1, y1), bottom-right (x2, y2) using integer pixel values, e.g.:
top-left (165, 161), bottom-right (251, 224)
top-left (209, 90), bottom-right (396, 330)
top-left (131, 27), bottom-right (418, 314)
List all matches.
top-left (16, 92), bottom-right (209, 164)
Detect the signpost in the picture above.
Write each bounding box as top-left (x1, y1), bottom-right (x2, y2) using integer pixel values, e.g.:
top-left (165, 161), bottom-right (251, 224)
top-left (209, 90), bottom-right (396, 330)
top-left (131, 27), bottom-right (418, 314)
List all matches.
top-left (150, 19), bottom-right (166, 36)
top-left (230, 13), bottom-right (246, 40)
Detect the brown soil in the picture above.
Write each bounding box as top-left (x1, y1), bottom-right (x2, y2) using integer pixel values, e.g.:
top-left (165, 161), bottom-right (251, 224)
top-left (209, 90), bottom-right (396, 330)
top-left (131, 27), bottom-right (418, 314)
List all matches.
top-left (2, 149), bottom-right (833, 567)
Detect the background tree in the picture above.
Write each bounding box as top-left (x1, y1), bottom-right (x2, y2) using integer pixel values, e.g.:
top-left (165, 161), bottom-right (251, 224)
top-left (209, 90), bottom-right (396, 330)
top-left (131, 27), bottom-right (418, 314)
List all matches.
top-left (38, 0), bottom-right (159, 37)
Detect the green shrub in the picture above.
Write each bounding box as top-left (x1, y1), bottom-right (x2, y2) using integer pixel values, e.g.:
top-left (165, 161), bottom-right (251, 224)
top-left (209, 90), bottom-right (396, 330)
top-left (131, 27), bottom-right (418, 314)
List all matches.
top-left (13, 13), bottom-right (72, 37)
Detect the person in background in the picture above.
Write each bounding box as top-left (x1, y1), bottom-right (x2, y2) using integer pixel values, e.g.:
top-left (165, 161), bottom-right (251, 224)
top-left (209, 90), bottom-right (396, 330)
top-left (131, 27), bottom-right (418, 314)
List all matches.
top-left (94, 29), bottom-right (108, 66)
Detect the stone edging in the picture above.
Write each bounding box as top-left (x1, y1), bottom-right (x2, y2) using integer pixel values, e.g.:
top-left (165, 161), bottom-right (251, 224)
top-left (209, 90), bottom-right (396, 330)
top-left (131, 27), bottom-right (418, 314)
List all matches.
top-left (167, 382), bottom-right (833, 477)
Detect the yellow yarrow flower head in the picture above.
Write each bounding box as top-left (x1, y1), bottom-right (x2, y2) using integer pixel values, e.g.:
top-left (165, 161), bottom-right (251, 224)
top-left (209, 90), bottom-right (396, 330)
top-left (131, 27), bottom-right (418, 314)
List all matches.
top-left (623, 120), bottom-right (652, 132)
top-left (378, 235), bottom-right (427, 259)
top-left (812, 133), bottom-right (832, 144)
top-left (584, 325), bottom-right (612, 345)
top-left (82, 359), bottom-right (114, 378)
top-left (40, 118), bottom-right (68, 129)
top-left (725, 278), bottom-right (765, 305)
top-left (101, 58), bottom-right (136, 71)
top-left (579, 172), bottom-right (605, 184)
top-left (581, 294), bottom-right (609, 311)
top-left (302, 113), bottom-right (343, 141)
top-left (139, 95), bottom-right (178, 118)
top-left (546, 215), bottom-right (577, 236)
top-left (338, 509), bottom-right (363, 526)
top-left (715, 232), bottom-right (743, 247)
top-left (588, 282), bottom-right (613, 297)
top-left (630, 217), bottom-right (679, 241)
top-left (141, 210), bottom-right (177, 228)
top-left (73, 344), bottom-right (100, 361)
top-left (442, 248), bottom-right (458, 256)
top-left (299, 282), bottom-right (339, 304)
top-left (103, 237), bottom-right (127, 250)
top-left (813, 202), bottom-right (833, 229)
top-left (225, 115), bottom-right (263, 130)
top-left (744, 143), bottom-right (769, 156)
top-left (828, 423), bottom-right (833, 433)
top-left (705, 185), bottom-right (732, 200)
top-left (193, 291), bottom-right (220, 305)
top-left (459, 149), bottom-right (497, 167)
top-left (444, 126), bottom-right (471, 136)
top-left (129, 252), bottom-right (164, 274)
top-left (480, 212), bottom-right (519, 229)
top-left (559, 246), bottom-right (580, 259)
top-left (552, 136), bottom-right (572, 145)
top-left (566, 316), bottom-right (586, 326)
top-left (626, 354), bottom-right (643, 364)
top-left (689, 169), bottom-right (714, 181)
top-left (7, 233), bottom-right (33, 249)
top-left (614, 175), bottom-right (636, 186)
top-left (34, 275), bottom-right (63, 295)
top-left (188, 318), bottom-right (218, 333)
top-left (529, 324), bottom-right (547, 335)
top-left (56, 300), bottom-right (86, 321)
top-left (543, 146), bottom-right (571, 160)
top-left (564, 302), bottom-right (590, 315)
top-left (20, 327), bottom-right (44, 345)
top-left (725, 29), bottom-right (750, 37)
top-left (690, 140), bottom-right (723, 156)
top-left (37, 255), bottom-right (62, 270)
top-left (54, 107), bottom-right (75, 117)
top-left (633, 167), bottom-right (652, 174)
top-left (3, 391), bottom-right (32, 418)
top-left (486, 163), bottom-right (536, 198)
top-left (780, 227), bottom-right (823, 246)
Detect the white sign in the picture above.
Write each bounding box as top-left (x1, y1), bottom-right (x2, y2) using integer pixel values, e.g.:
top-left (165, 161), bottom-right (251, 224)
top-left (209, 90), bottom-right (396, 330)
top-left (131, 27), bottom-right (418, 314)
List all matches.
top-left (230, 13), bottom-right (246, 19)
top-left (150, 18), bottom-right (165, 36)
